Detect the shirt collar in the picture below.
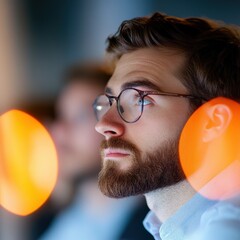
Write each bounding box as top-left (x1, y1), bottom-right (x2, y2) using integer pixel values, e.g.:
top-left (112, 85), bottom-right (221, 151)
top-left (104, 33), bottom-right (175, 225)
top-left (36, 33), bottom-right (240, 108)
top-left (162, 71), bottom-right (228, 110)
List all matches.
top-left (143, 211), bottom-right (162, 240)
top-left (143, 193), bottom-right (217, 240)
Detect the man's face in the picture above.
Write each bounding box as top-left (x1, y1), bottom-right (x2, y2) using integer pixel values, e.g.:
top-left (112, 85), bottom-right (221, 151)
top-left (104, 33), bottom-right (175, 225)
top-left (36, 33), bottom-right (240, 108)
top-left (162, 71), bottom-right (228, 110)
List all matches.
top-left (95, 48), bottom-right (193, 197)
top-left (51, 81), bottom-right (104, 182)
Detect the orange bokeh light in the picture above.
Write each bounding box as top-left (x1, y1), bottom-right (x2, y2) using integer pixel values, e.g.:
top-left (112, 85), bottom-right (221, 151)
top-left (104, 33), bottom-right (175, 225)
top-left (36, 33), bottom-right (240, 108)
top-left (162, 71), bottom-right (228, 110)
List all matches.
top-left (0, 110), bottom-right (58, 215)
top-left (179, 97), bottom-right (240, 200)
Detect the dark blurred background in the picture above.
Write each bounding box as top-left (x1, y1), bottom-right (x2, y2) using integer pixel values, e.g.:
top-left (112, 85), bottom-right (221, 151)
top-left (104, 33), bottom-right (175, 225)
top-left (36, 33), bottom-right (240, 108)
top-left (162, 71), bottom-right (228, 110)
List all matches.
top-left (1, 0), bottom-right (240, 111)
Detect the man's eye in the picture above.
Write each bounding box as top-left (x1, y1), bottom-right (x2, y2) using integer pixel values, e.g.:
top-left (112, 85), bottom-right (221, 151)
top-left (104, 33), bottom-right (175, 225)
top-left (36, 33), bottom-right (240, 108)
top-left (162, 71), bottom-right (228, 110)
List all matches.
top-left (137, 97), bottom-right (151, 106)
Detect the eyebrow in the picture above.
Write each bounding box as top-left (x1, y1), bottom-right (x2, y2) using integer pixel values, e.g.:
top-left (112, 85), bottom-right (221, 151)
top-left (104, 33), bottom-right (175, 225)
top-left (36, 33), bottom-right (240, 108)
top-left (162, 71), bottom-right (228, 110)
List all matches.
top-left (121, 79), bottom-right (161, 91)
top-left (105, 79), bottom-right (162, 95)
top-left (105, 86), bottom-right (113, 95)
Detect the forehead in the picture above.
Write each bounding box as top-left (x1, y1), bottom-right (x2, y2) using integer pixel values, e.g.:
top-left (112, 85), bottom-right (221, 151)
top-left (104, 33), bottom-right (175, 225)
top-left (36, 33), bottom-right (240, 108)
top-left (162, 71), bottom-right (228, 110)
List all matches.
top-left (107, 47), bottom-right (187, 94)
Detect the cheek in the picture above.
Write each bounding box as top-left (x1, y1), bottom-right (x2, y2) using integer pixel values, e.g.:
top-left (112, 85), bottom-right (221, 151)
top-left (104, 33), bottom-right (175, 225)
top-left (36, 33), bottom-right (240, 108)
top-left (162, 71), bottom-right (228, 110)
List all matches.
top-left (151, 102), bottom-right (191, 135)
top-left (127, 111), bottom-right (189, 152)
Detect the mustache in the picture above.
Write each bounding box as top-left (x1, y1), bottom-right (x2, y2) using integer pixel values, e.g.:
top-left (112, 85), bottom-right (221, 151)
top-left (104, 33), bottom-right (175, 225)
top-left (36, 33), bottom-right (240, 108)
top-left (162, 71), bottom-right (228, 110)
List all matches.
top-left (100, 138), bottom-right (139, 153)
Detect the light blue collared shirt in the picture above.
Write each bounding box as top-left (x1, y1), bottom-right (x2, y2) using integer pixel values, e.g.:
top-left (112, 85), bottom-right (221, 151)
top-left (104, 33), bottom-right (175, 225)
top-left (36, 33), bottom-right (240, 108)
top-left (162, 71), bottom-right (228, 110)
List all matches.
top-left (143, 193), bottom-right (240, 240)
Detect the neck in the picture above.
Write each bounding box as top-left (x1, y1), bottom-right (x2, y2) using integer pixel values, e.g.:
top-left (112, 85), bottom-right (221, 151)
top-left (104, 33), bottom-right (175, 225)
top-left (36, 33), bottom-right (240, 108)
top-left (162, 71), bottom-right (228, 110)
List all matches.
top-left (144, 180), bottom-right (196, 223)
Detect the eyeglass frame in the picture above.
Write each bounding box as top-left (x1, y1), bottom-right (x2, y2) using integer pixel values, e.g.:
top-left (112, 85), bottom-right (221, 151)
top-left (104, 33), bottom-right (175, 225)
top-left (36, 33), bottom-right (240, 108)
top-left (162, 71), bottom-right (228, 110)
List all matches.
top-left (93, 87), bottom-right (206, 123)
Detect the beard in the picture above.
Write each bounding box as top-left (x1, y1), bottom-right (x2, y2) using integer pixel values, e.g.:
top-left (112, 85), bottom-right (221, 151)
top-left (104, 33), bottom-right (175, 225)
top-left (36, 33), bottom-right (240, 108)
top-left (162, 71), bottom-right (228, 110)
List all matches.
top-left (98, 137), bottom-right (185, 198)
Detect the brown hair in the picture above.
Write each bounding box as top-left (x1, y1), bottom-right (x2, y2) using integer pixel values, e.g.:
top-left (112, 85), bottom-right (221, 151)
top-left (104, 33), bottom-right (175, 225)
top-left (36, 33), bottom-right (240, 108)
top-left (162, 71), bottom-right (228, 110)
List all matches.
top-left (106, 12), bottom-right (240, 105)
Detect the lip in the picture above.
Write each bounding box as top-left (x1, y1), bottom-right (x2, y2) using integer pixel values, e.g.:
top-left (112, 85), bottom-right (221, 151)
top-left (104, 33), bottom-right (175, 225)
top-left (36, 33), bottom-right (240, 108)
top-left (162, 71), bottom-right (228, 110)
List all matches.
top-left (103, 148), bottom-right (131, 159)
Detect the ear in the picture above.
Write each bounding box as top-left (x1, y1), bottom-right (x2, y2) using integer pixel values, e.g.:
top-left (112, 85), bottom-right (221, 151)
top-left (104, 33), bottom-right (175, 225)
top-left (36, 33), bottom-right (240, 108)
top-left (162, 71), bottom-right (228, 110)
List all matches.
top-left (203, 104), bottom-right (232, 142)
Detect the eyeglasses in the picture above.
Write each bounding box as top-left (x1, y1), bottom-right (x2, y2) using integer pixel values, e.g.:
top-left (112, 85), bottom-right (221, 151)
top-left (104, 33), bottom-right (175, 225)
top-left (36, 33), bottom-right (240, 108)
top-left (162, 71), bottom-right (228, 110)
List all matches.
top-left (93, 87), bottom-right (204, 123)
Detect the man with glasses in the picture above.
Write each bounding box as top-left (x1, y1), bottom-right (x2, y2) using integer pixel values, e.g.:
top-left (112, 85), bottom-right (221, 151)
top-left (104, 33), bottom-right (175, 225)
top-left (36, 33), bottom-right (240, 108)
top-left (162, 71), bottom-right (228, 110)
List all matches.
top-left (93, 12), bottom-right (240, 239)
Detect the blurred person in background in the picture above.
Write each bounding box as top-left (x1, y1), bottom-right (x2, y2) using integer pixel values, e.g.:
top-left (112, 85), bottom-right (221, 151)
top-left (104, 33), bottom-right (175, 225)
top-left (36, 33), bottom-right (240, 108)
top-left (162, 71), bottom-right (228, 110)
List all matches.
top-left (36, 62), bottom-right (152, 240)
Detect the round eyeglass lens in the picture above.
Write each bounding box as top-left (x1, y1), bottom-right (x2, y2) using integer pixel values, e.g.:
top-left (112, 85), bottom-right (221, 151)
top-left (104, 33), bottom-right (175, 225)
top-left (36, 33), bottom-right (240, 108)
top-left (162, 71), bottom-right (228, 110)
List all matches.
top-left (94, 95), bottom-right (110, 120)
top-left (118, 88), bottom-right (143, 123)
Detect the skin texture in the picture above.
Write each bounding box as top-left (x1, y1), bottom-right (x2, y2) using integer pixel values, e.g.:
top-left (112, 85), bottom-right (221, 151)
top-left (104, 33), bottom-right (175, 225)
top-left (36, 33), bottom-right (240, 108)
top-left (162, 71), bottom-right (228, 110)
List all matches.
top-left (95, 47), bottom-right (193, 198)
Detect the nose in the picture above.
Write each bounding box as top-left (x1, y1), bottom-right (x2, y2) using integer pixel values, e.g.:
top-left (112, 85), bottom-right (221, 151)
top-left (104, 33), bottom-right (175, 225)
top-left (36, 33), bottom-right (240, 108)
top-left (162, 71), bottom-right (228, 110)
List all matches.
top-left (95, 105), bottom-right (124, 140)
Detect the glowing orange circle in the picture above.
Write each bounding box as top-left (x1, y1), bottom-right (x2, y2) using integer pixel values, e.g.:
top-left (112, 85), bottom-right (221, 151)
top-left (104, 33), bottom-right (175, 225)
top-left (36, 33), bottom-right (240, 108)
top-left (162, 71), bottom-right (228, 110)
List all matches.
top-left (0, 110), bottom-right (58, 215)
top-left (179, 97), bottom-right (240, 200)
